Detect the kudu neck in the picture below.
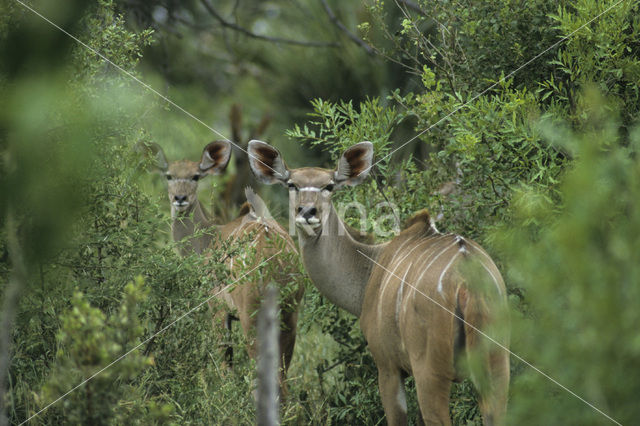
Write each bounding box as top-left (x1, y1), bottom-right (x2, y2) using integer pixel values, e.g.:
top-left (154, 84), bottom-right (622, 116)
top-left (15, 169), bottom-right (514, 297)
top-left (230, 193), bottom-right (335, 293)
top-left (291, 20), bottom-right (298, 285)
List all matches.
top-left (171, 199), bottom-right (219, 255)
top-left (297, 202), bottom-right (386, 317)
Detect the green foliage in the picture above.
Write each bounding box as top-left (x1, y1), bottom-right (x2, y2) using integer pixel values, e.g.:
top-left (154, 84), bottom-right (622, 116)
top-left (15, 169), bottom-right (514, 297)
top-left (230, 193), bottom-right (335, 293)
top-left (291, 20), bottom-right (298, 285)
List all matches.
top-left (494, 98), bottom-right (640, 425)
top-left (283, 1), bottom-right (640, 424)
top-left (542, 0), bottom-right (640, 126)
top-left (4, 0), bottom-right (640, 425)
top-left (287, 97), bottom-right (399, 169)
top-left (37, 278), bottom-right (171, 424)
top-left (363, 0), bottom-right (558, 94)
top-left (71, 0), bottom-right (153, 87)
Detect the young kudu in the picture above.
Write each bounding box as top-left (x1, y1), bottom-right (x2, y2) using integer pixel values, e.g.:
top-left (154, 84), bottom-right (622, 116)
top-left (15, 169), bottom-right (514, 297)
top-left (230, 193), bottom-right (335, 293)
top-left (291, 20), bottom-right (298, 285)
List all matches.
top-left (142, 140), bottom-right (304, 392)
top-left (248, 140), bottom-right (509, 425)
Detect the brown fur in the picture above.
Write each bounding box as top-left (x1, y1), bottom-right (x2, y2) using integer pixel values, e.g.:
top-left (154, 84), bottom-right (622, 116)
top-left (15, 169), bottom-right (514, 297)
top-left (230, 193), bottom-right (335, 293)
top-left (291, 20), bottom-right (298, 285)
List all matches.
top-left (361, 232), bottom-right (509, 425)
top-left (208, 214), bottom-right (304, 395)
top-left (248, 140), bottom-right (509, 425)
top-left (144, 141), bottom-right (304, 395)
top-left (236, 201), bottom-right (251, 217)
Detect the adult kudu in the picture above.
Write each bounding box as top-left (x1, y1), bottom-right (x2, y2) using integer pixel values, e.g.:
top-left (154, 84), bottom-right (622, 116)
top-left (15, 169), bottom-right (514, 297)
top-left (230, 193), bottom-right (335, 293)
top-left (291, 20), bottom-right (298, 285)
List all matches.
top-left (140, 140), bottom-right (304, 393)
top-left (248, 140), bottom-right (509, 425)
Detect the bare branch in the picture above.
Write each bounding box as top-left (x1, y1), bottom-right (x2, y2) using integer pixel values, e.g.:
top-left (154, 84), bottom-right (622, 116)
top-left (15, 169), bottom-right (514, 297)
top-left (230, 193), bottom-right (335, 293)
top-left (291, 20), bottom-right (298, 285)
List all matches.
top-left (256, 283), bottom-right (279, 426)
top-left (320, 0), bottom-right (375, 55)
top-left (200, 0), bottom-right (338, 48)
top-left (398, 0), bottom-right (428, 17)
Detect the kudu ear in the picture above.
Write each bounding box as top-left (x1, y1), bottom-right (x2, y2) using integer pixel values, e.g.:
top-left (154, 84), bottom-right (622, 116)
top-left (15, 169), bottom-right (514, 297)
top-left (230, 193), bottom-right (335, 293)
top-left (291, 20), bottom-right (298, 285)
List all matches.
top-left (334, 141), bottom-right (374, 187)
top-left (247, 140), bottom-right (290, 185)
top-left (200, 140), bottom-right (232, 175)
top-left (135, 141), bottom-right (169, 172)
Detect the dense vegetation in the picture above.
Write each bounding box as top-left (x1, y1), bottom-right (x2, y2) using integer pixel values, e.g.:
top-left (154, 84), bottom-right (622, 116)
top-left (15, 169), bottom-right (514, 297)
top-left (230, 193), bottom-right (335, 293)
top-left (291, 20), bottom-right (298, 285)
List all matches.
top-left (1, 0), bottom-right (639, 424)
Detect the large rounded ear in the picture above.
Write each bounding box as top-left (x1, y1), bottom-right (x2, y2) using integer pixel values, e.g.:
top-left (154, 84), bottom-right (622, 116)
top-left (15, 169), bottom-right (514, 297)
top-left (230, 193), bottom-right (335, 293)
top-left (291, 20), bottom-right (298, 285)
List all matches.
top-left (247, 140), bottom-right (290, 185)
top-left (135, 141), bottom-right (169, 172)
top-left (334, 141), bottom-right (374, 187)
top-left (200, 140), bottom-right (232, 175)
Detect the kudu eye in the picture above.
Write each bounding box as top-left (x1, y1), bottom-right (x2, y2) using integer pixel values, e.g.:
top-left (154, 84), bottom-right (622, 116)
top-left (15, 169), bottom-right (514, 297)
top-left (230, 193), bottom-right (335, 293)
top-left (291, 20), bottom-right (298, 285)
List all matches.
top-left (324, 184), bottom-right (334, 192)
top-left (192, 174), bottom-right (200, 182)
top-left (288, 182), bottom-right (298, 191)
top-left (165, 174), bottom-right (173, 181)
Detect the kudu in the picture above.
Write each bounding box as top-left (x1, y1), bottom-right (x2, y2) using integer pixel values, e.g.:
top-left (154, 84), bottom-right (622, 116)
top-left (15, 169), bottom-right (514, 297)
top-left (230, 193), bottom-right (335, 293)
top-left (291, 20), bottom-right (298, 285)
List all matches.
top-left (141, 140), bottom-right (304, 393)
top-left (248, 140), bottom-right (509, 425)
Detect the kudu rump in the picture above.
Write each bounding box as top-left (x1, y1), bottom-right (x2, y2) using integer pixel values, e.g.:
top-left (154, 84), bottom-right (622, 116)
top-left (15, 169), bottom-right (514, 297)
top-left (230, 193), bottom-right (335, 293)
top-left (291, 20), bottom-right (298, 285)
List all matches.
top-left (248, 140), bottom-right (509, 425)
top-left (141, 140), bottom-right (304, 392)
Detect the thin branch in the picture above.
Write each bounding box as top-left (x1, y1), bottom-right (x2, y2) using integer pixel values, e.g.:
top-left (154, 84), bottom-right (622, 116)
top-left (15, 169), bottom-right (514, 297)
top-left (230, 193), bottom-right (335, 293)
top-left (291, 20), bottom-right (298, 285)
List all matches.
top-left (200, 0), bottom-right (338, 48)
top-left (398, 0), bottom-right (428, 16)
top-left (320, 0), bottom-right (375, 55)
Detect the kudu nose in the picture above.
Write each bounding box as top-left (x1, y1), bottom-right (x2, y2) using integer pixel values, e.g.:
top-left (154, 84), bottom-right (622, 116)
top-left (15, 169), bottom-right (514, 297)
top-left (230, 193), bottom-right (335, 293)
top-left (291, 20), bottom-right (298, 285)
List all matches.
top-left (298, 206), bottom-right (317, 220)
top-left (174, 195), bottom-right (188, 203)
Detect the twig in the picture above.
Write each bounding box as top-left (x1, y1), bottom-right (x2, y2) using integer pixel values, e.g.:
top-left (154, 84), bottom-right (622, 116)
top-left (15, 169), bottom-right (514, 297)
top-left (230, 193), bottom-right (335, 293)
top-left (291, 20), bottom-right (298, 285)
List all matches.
top-left (320, 0), bottom-right (374, 55)
top-left (256, 283), bottom-right (279, 426)
top-left (200, 0), bottom-right (337, 48)
top-left (398, 0), bottom-right (428, 16)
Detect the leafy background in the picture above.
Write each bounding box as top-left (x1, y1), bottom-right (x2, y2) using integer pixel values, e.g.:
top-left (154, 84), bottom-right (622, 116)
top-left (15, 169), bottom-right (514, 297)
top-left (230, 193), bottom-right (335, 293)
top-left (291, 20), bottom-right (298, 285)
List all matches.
top-left (1, 0), bottom-right (639, 424)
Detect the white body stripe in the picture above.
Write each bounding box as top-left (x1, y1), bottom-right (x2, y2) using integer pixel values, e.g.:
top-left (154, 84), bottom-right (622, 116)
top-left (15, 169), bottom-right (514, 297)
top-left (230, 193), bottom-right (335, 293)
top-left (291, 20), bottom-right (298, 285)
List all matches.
top-left (466, 240), bottom-right (504, 295)
top-left (437, 251), bottom-right (461, 294)
top-left (407, 237), bottom-right (454, 302)
top-left (478, 261), bottom-right (503, 295)
top-left (415, 241), bottom-right (459, 285)
top-left (396, 267), bottom-right (410, 326)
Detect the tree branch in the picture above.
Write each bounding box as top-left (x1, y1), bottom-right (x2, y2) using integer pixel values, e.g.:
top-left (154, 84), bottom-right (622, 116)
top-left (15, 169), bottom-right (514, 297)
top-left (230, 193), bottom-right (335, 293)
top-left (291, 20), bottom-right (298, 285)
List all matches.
top-left (398, 0), bottom-right (428, 17)
top-left (320, 0), bottom-right (375, 55)
top-left (200, 0), bottom-right (338, 48)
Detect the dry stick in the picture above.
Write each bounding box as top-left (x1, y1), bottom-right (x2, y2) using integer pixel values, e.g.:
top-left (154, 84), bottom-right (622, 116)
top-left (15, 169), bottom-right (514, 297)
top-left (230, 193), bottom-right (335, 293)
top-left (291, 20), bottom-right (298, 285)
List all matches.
top-left (19, 251), bottom-right (283, 425)
top-left (397, 0), bottom-right (428, 17)
top-left (320, 0), bottom-right (374, 55)
top-left (200, 0), bottom-right (337, 48)
top-left (256, 283), bottom-right (280, 426)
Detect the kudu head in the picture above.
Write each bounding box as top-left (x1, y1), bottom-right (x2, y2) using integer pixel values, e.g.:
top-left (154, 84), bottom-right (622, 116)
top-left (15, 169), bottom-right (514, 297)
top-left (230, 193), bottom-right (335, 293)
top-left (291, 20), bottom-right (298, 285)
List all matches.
top-left (139, 141), bottom-right (232, 216)
top-left (247, 140), bottom-right (373, 234)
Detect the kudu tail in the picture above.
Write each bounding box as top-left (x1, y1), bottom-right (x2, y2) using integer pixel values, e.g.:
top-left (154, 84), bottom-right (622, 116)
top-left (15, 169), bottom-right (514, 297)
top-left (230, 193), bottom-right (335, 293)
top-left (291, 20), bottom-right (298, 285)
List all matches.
top-left (458, 258), bottom-right (510, 426)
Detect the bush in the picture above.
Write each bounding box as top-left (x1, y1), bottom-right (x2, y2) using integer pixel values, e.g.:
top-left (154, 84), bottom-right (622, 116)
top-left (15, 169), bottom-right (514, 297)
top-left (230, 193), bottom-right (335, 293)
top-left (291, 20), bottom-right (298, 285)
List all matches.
top-left (494, 94), bottom-right (640, 425)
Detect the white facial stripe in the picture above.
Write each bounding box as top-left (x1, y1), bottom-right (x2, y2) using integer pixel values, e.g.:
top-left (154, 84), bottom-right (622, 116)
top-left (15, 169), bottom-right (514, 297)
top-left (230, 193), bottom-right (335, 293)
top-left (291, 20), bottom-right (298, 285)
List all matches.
top-left (299, 187), bottom-right (322, 192)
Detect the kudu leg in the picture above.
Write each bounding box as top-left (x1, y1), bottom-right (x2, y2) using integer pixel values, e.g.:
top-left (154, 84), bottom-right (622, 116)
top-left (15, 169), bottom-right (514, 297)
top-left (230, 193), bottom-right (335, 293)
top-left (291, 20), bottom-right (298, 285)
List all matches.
top-left (462, 295), bottom-right (510, 426)
top-left (471, 348), bottom-right (509, 426)
top-left (377, 367), bottom-right (408, 425)
top-left (413, 368), bottom-right (452, 426)
top-left (411, 340), bottom-right (454, 426)
top-left (209, 301), bottom-right (235, 369)
top-left (277, 309), bottom-right (299, 399)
